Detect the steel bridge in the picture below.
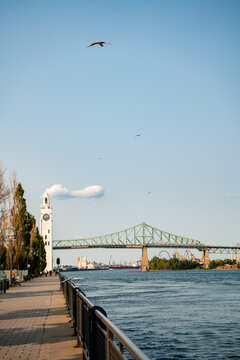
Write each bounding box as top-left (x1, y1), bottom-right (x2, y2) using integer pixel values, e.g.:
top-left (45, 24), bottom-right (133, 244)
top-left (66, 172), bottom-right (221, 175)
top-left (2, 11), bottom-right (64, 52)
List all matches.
top-left (53, 222), bottom-right (239, 253)
top-left (53, 222), bottom-right (240, 269)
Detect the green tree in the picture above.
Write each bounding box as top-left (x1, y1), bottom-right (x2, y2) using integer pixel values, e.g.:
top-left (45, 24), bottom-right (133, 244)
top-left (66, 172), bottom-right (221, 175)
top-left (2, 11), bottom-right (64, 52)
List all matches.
top-left (0, 163), bottom-right (9, 209)
top-left (8, 178), bottom-right (46, 273)
top-left (29, 225), bottom-right (46, 275)
top-left (149, 256), bottom-right (200, 270)
top-left (9, 182), bottom-right (29, 269)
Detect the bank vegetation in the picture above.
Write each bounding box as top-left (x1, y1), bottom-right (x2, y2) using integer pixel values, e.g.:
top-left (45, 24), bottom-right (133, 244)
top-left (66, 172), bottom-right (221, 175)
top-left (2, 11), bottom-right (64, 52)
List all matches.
top-left (149, 256), bottom-right (240, 270)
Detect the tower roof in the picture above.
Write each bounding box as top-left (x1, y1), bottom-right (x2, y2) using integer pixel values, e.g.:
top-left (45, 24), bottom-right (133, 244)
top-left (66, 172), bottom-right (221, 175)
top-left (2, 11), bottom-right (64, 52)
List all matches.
top-left (42, 191), bottom-right (51, 208)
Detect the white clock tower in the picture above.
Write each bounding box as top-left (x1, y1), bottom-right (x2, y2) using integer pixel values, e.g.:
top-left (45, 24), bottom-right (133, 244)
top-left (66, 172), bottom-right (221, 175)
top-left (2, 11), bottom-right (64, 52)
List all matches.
top-left (40, 192), bottom-right (53, 271)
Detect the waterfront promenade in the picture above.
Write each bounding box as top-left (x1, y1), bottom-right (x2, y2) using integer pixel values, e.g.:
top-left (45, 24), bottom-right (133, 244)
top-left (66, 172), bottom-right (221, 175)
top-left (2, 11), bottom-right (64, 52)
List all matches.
top-left (0, 276), bottom-right (82, 360)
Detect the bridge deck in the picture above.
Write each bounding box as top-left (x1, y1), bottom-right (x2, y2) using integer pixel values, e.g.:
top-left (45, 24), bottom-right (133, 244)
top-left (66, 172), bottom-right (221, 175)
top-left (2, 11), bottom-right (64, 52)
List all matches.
top-left (0, 276), bottom-right (82, 360)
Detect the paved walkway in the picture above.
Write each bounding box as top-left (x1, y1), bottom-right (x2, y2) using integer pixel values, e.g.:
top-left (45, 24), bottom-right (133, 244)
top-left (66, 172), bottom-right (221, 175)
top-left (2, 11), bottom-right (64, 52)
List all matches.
top-left (0, 276), bottom-right (82, 360)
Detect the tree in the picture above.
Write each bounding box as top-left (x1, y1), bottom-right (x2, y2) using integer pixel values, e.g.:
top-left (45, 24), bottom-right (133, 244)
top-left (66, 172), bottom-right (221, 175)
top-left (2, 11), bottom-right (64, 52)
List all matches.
top-left (149, 256), bottom-right (200, 270)
top-left (28, 222), bottom-right (46, 274)
top-left (7, 176), bottom-right (46, 272)
top-left (0, 163), bottom-right (9, 209)
top-left (0, 170), bottom-right (46, 273)
top-left (8, 179), bottom-right (28, 269)
top-left (0, 163), bottom-right (9, 269)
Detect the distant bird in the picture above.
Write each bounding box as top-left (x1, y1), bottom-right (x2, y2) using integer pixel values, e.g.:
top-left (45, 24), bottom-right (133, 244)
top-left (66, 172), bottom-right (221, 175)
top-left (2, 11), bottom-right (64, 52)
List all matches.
top-left (98, 157), bottom-right (103, 160)
top-left (88, 41), bottom-right (111, 48)
top-left (135, 134), bottom-right (141, 137)
top-left (147, 192), bottom-right (151, 195)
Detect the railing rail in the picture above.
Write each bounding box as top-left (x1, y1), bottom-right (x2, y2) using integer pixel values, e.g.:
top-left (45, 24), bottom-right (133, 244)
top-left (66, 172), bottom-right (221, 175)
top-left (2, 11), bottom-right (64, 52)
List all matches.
top-left (60, 274), bottom-right (149, 360)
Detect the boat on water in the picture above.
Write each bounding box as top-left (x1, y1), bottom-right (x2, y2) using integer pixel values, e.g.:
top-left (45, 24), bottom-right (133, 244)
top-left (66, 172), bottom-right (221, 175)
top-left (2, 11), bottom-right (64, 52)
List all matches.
top-left (59, 267), bottom-right (108, 272)
top-left (59, 267), bottom-right (79, 272)
top-left (108, 265), bottom-right (140, 270)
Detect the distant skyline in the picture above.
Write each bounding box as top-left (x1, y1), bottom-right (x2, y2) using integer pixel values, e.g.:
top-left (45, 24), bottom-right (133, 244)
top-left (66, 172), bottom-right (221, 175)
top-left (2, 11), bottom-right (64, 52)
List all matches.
top-left (1, 0), bottom-right (239, 265)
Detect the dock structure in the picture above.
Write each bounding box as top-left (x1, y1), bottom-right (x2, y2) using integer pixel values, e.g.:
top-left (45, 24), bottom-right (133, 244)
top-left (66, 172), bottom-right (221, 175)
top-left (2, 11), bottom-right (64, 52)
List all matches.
top-left (0, 276), bottom-right (82, 360)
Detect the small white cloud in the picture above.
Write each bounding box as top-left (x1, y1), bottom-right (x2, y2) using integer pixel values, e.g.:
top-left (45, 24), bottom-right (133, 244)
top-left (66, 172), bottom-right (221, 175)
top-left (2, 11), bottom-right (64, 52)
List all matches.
top-left (46, 184), bottom-right (69, 197)
top-left (71, 185), bottom-right (105, 198)
top-left (224, 193), bottom-right (239, 199)
top-left (45, 184), bottom-right (105, 199)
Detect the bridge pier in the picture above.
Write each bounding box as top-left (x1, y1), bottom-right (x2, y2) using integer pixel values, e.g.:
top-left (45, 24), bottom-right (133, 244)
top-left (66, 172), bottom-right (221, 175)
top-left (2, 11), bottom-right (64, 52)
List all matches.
top-left (141, 247), bottom-right (149, 271)
top-left (201, 249), bottom-right (211, 268)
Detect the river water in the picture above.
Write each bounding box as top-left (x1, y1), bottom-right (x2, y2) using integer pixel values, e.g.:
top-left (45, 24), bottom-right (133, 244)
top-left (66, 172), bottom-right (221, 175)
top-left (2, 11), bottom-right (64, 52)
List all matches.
top-left (67, 270), bottom-right (240, 359)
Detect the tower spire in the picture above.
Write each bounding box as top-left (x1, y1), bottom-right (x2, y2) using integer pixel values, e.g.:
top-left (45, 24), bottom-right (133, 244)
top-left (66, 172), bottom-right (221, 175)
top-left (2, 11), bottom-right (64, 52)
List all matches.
top-left (41, 191), bottom-right (50, 209)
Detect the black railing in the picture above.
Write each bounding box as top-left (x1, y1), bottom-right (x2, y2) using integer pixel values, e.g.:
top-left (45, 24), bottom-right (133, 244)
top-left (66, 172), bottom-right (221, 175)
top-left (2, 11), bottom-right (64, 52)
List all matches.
top-left (60, 274), bottom-right (149, 360)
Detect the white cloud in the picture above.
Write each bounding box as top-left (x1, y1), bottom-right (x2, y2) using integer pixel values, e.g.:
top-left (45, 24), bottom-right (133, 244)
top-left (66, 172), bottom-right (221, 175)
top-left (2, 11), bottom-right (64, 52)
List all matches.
top-left (224, 193), bottom-right (239, 199)
top-left (45, 184), bottom-right (105, 199)
top-left (46, 184), bottom-right (69, 197)
top-left (71, 185), bottom-right (105, 198)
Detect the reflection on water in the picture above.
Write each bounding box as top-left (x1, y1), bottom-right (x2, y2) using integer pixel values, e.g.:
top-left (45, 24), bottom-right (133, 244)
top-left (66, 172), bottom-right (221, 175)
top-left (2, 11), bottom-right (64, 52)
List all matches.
top-left (66, 270), bottom-right (240, 359)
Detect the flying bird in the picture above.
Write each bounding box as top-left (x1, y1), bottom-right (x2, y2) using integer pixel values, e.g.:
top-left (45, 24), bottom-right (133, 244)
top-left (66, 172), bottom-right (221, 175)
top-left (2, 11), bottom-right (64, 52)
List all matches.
top-left (135, 134), bottom-right (141, 137)
top-left (88, 41), bottom-right (111, 48)
top-left (147, 192), bottom-right (151, 195)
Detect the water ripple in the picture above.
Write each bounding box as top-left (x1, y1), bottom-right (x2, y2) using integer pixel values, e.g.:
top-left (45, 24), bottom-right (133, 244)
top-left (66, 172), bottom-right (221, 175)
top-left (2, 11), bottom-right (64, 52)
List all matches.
top-left (69, 269), bottom-right (240, 359)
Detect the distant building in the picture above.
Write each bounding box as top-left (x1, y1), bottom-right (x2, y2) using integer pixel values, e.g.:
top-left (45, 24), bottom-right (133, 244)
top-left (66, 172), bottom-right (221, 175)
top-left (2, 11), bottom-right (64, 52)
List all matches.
top-left (87, 262), bottom-right (95, 269)
top-left (77, 256), bottom-right (87, 269)
top-left (77, 256), bottom-right (96, 269)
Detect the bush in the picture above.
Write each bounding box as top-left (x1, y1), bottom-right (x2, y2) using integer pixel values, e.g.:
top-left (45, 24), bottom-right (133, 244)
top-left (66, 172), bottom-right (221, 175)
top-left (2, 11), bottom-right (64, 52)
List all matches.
top-left (209, 259), bottom-right (236, 269)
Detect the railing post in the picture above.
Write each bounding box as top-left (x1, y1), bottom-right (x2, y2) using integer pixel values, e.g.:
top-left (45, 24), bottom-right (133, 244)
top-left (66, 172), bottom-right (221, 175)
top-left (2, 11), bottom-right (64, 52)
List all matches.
top-left (90, 306), bottom-right (107, 359)
top-left (106, 328), bottom-right (110, 360)
top-left (76, 290), bottom-right (81, 347)
top-left (72, 286), bottom-right (77, 336)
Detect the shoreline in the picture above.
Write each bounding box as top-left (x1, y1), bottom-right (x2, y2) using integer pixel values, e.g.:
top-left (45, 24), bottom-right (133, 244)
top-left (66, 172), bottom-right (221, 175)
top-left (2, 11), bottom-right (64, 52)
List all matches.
top-left (150, 266), bottom-right (240, 271)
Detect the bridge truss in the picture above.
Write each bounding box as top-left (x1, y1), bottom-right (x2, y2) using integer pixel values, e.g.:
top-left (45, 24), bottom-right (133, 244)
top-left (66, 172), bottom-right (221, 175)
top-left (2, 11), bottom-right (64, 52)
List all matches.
top-left (53, 222), bottom-right (240, 254)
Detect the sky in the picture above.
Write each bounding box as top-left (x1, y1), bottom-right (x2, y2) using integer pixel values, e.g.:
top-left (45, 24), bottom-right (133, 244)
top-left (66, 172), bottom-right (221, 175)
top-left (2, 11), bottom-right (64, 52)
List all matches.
top-left (1, 0), bottom-right (240, 266)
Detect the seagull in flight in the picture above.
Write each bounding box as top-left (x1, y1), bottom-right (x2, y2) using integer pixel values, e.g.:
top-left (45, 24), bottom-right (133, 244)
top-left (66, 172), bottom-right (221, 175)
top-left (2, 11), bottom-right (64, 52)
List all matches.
top-left (88, 41), bottom-right (111, 48)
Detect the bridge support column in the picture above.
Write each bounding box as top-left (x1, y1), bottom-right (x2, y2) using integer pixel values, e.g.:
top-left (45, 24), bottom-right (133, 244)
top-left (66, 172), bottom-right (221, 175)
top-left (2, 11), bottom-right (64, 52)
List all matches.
top-left (141, 247), bottom-right (149, 272)
top-left (201, 249), bottom-right (211, 268)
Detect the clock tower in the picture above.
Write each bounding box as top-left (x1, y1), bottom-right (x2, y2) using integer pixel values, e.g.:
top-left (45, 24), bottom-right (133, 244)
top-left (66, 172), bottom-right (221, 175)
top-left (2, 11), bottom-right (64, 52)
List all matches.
top-left (40, 192), bottom-right (53, 271)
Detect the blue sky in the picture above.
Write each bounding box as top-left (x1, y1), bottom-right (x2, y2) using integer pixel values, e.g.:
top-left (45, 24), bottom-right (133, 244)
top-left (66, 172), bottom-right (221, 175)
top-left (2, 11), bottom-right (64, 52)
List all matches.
top-left (1, 0), bottom-right (240, 265)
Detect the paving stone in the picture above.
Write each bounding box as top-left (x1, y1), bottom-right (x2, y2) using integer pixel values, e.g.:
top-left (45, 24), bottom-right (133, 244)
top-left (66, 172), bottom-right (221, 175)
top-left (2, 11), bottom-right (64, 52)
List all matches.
top-left (0, 276), bottom-right (82, 359)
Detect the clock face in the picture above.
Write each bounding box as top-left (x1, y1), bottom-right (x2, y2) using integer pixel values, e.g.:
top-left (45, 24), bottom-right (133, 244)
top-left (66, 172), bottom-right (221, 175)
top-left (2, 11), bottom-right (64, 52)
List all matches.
top-left (43, 214), bottom-right (50, 221)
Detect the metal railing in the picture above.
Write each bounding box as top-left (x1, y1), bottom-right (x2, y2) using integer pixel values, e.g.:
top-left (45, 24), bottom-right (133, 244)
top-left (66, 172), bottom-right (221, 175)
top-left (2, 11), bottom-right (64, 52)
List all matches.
top-left (60, 274), bottom-right (149, 360)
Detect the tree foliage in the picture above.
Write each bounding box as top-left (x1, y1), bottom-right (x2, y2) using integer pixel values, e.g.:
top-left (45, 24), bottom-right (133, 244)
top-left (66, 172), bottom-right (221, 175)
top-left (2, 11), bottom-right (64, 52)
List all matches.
top-left (149, 256), bottom-right (200, 270)
top-left (29, 227), bottom-right (46, 275)
top-left (209, 259), bottom-right (237, 269)
top-left (0, 171), bottom-right (46, 274)
top-left (0, 163), bottom-right (9, 269)
top-left (0, 163), bottom-right (9, 209)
